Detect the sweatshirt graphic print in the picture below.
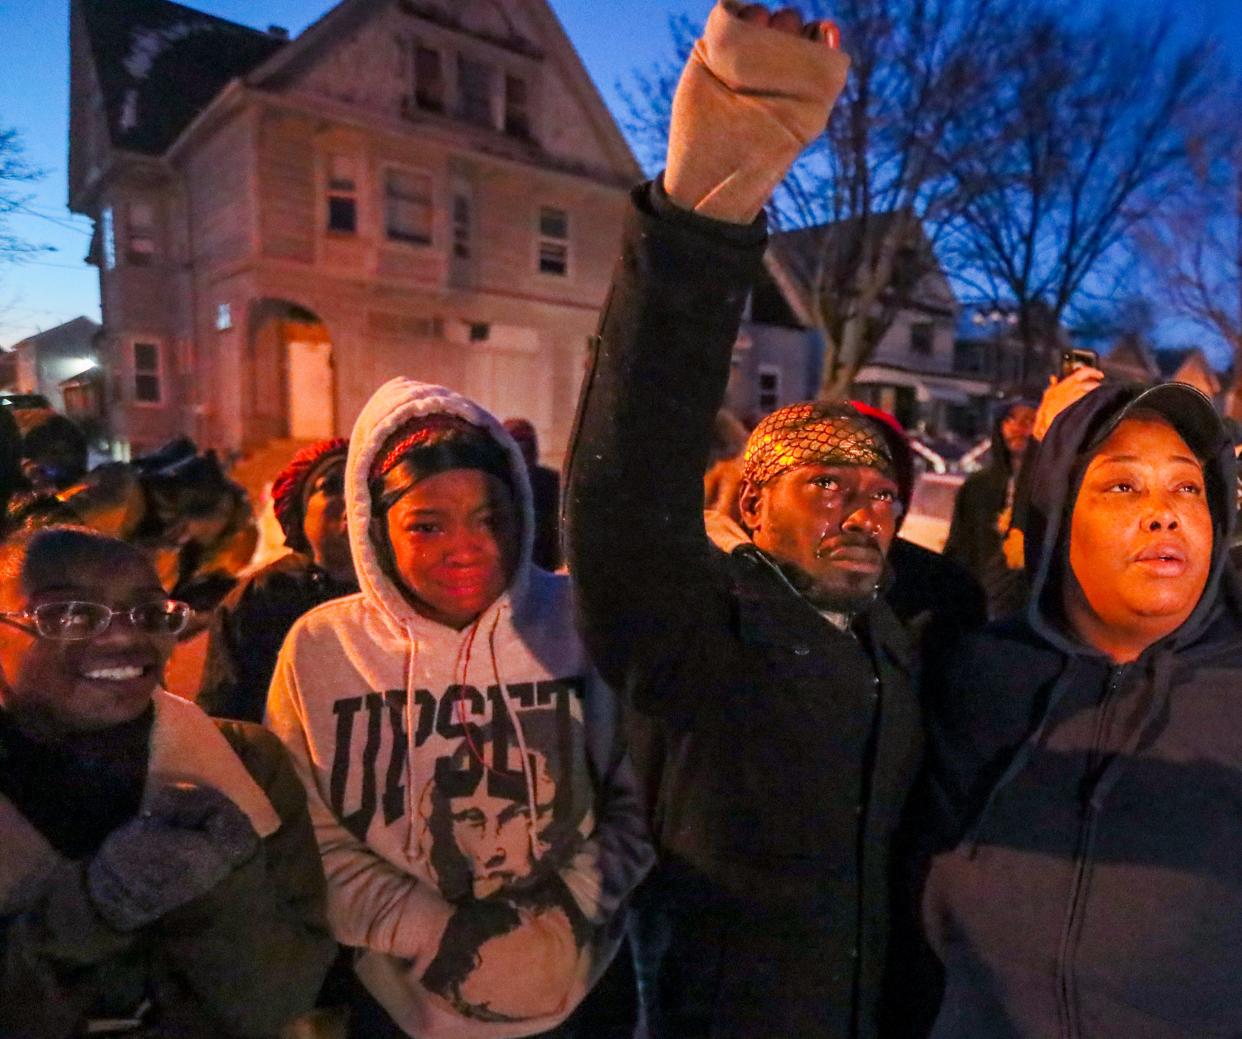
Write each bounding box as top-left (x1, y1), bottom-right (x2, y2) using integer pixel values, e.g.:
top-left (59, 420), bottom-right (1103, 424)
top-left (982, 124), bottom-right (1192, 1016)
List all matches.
top-left (266, 379), bottom-right (652, 1039)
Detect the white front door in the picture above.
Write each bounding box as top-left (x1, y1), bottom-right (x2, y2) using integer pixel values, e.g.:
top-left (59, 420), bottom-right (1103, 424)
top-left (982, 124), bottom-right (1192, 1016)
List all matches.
top-left (287, 338), bottom-right (334, 440)
top-left (464, 326), bottom-right (552, 438)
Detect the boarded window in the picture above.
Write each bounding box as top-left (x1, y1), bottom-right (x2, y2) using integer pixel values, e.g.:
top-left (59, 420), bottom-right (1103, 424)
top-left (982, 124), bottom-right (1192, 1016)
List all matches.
top-left (537, 206), bottom-right (569, 276)
top-left (326, 154), bottom-right (358, 234)
top-left (414, 45), bottom-right (445, 112)
top-left (133, 341), bottom-right (162, 404)
top-left (126, 201), bottom-right (156, 265)
top-left (458, 58), bottom-right (493, 127)
top-left (385, 168), bottom-right (433, 245)
top-left (504, 75), bottom-right (530, 138)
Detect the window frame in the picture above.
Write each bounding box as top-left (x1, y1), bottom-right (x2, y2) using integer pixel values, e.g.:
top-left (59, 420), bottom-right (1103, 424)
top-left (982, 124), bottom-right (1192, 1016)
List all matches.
top-left (382, 165), bottom-right (435, 248)
top-left (130, 337), bottom-right (165, 408)
top-left (324, 153), bottom-right (360, 236)
top-left (412, 42), bottom-right (446, 113)
top-left (457, 55), bottom-right (496, 129)
top-left (504, 73), bottom-right (531, 138)
top-left (757, 363), bottom-right (782, 414)
top-left (535, 205), bottom-right (571, 278)
top-left (910, 320), bottom-right (935, 357)
top-left (125, 200), bottom-right (156, 266)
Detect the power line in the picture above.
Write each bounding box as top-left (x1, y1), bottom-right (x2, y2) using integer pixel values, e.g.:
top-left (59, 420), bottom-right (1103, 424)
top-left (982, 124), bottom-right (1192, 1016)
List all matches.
top-left (12, 204), bottom-right (93, 237)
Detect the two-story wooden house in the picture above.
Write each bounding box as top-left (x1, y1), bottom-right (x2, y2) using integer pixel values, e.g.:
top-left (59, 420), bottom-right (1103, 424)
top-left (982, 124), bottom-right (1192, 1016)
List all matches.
top-left (68, 0), bottom-right (639, 461)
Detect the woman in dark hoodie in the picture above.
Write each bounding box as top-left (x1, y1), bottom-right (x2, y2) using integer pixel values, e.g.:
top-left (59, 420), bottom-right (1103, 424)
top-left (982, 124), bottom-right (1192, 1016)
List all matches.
top-left (920, 378), bottom-right (1242, 1038)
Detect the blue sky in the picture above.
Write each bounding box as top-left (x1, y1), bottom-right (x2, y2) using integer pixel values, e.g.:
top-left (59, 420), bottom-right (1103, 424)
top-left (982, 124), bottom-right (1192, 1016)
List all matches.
top-left (0, 0), bottom-right (1238, 350)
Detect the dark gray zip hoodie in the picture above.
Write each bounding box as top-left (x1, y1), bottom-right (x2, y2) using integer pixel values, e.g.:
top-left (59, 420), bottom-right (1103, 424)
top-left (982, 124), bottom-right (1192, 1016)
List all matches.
top-left (920, 382), bottom-right (1242, 1039)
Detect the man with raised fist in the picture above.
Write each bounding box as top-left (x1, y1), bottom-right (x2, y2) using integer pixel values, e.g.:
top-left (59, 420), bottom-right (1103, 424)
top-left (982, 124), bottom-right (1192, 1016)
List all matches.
top-left (566, 4), bottom-right (921, 1037)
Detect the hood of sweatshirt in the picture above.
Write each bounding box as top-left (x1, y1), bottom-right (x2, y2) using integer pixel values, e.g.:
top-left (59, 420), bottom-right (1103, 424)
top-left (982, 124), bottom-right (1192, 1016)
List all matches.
top-left (1022, 381), bottom-right (1238, 657)
top-left (344, 377), bottom-right (537, 639)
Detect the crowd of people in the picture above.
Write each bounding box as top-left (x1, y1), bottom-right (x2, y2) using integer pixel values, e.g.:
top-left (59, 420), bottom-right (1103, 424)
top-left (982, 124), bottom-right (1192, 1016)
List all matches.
top-left (2, 3), bottom-right (1241, 1038)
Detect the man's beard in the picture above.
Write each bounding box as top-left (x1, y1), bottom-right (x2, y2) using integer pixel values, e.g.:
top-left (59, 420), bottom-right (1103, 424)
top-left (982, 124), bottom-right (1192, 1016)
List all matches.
top-left (772, 556), bottom-right (882, 615)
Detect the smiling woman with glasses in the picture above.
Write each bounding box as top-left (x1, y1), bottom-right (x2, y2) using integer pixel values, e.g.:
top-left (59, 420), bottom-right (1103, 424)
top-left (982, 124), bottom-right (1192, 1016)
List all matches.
top-left (0, 598), bottom-right (193, 640)
top-left (0, 524), bottom-right (335, 1037)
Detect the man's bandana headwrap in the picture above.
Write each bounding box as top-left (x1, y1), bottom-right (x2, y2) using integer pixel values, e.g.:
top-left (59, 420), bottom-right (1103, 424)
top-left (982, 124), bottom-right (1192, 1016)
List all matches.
top-left (742, 401), bottom-right (897, 487)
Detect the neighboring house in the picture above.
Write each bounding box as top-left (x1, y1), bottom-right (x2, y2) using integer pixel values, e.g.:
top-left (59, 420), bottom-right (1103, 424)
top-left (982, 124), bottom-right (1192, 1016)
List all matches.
top-left (1101, 332), bottom-right (1160, 385)
top-left (9, 316), bottom-right (102, 411)
top-left (724, 266), bottom-right (823, 426)
top-left (68, 0), bottom-right (639, 461)
top-left (0, 351), bottom-right (18, 393)
top-left (761, 212), bottom-right (986, 438)
top-left (1155, 347), bottom-right (1223, 401)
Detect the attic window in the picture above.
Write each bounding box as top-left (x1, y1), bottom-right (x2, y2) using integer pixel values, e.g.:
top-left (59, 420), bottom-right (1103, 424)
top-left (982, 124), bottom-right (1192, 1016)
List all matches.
top-left (326, 154), bottom-right (358, 234)
top-left (504, 75), bottom-right (530, 138)
top-left (413, 44), bottom-right (444, 112)
top-left (458, 58), bottom-right (494, 128)
top-left (911, 321), bottom-right (934, 356)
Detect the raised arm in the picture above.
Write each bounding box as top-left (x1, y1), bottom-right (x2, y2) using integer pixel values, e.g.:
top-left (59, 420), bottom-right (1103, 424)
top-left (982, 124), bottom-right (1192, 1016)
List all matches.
top-left (565, 2), bottom-right (849, 704)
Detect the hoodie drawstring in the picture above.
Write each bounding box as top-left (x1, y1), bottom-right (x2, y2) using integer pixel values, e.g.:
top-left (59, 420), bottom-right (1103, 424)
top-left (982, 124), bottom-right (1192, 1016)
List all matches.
top-left (487, 605), bottom-right (543, 863)
top-left (451, 605), bottom-right (543, 864)
top-left (403, 625), bottom-right (420, 858)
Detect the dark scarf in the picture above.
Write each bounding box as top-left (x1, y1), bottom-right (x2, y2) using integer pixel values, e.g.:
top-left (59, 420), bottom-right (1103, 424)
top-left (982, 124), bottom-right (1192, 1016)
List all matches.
top-left (0, 703), bottom-right (153, 859)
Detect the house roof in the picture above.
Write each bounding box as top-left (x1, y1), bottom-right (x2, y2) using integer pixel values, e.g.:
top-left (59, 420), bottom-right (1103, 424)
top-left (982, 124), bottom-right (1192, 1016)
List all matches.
top-left (9, 316), bottom-right (101, 353)
top-left (764, 209), bottom-right (954, 323)
top-left (78, 0), bottom-right (286, 155)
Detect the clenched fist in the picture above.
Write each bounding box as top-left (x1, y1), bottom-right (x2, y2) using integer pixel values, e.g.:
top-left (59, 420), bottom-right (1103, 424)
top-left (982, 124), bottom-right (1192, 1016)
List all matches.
top-left (665, 2), bottom-right (850, 224)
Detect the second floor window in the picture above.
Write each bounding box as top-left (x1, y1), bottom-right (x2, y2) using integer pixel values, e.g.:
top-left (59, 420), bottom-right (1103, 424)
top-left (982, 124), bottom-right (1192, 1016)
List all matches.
top-left (537, 206), bottom-right (569, 276)
top-left (385, 169), bottom-right (433, 245)
top-left (133, 341), bottom-right (162, 404)
top-left (326, 154), bottom-right (358, 234)
top-left (458, 58), bottom-right (493, 127)
top-left (126, 201), bottom-right (156, 265)
top-left (414, 45), bottom-right (444, 112)
top-left (505, 75), bottom-right (530, 138)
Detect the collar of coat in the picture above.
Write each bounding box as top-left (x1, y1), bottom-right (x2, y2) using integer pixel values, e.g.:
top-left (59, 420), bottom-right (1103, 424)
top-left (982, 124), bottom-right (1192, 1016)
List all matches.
top-left (0, 690), bottom-right (280, 915)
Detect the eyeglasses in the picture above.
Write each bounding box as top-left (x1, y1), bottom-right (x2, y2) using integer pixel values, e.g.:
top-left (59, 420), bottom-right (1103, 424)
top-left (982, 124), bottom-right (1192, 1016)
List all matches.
top-left (0, 600), bottom-right (193, 641)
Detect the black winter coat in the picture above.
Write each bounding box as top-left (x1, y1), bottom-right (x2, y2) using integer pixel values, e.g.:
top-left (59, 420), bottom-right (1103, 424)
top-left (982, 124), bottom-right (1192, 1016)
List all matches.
top-left (198, 553), bottom-right (357, 722)
top-left (921, 382), bottom-right (1242, 1038)
top-left (566, 183), bottom-right (922, 1039)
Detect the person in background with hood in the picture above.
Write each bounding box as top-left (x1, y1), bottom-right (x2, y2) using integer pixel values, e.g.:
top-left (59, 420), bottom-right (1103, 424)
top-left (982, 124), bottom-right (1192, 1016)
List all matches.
top-left (919, 375), bottom-right (1242, 1037)
top-left (199, 438), bottom-right (357, 723)
top-left (943, 399), bottom-right (1037, 618)
top-left (502, 419), bottom-right (562, 573)
top-left (265, 378), bottom-right (652, 1039)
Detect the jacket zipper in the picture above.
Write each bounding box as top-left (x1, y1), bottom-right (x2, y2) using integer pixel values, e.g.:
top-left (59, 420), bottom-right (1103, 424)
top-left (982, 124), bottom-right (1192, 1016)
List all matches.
top-left (1055, 664), bottom-right (1127, 1039)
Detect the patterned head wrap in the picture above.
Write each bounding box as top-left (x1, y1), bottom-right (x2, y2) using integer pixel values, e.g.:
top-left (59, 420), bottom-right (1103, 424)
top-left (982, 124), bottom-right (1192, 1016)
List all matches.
top-left (742, 401), bottom-right (896, 488)
top-left (369, 414), bottom-right (513, 514)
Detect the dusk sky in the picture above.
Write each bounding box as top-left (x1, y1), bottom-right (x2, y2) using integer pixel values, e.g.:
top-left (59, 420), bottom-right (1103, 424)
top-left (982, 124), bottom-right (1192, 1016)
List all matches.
top-left (0, 0), bottom-right (1239, 350)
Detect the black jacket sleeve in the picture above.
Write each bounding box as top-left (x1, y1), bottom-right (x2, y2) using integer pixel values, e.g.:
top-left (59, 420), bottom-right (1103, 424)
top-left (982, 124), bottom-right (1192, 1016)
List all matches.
top-left (564, 180), bottom-right (767, 715)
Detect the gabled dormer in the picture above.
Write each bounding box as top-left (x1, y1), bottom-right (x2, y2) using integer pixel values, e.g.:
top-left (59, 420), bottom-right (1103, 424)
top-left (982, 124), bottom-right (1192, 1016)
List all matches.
top-left (250, 0), bottom-right (638, 188)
